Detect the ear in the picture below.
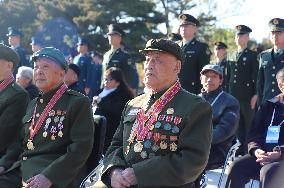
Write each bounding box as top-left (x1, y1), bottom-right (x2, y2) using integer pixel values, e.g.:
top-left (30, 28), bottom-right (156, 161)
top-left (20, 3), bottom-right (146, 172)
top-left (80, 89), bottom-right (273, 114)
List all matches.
top-left (7, 61), bottom-right (14, 71)
top-left (174, 60), bottom-right (181, 74)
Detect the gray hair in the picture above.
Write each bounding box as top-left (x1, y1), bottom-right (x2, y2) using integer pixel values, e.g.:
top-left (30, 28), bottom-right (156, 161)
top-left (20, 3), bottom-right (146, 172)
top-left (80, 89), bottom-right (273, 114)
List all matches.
top-left (16, 66), bottom-right (33, 80)
top-left (276, 68), bottom-right (284, 82)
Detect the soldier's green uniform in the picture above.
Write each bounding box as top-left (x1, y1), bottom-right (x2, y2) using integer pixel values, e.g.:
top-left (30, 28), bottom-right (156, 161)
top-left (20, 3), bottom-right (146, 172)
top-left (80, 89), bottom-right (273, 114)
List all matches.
top-left (177, 14), bottom-right (211, 94)
top-left (102, 24), bottom-right (137, 89)
top-left (257, 18), bottom-right (284, 105)
top-left (0, 44), bottom-right (29, 154)
top-left (101, 88), bottom-right (212, 187)
top-left (228, 25), bottom-right (259, 154)
top-left (0, 48), bottom-right (94, 188)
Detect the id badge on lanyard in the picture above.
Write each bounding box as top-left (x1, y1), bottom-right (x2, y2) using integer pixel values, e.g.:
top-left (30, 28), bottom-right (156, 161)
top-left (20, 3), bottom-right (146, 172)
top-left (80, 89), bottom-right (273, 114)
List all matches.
top-left (265, 125), bottom-right (280, 144)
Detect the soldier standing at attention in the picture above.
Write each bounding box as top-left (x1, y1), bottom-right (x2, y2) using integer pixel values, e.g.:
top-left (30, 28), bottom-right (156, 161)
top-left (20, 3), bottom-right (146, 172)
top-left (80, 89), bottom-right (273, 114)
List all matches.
top-left (73, 38), bottom-right (92, 98)
top-left (177, 14), bottom-right (211, 94)
top-left (29, 37), bottom-right (44, 67)
top-left (99, 39), bottom-right (212, 188)
top-left (6, 27), bottom-right (28, 75)
top-left (214, 42), bottom-right (230, 91)
top-left (102, 23), bottom-right (138, 93)
top-left (0, 47), bottom-right (94, 188)
top-left (258, 18), bottom-right (284, 105)
top-left (228, 25), bottom-right (259, 156)
top-left (0, 44), bottom-right (29, 155)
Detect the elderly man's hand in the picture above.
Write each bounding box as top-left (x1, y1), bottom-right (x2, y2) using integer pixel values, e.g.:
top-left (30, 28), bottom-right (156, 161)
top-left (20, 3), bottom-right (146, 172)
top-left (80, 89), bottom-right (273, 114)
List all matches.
top-left (0, 166), bottom-right (5, 175)
top-left (256, 151), bottom-right (281, 166)
top-left (122, 168), bottom-right (137, 186)
top-left (25, 174), bottom-right (52, 188)
top-left (111, 168), bottom-right (131, 188)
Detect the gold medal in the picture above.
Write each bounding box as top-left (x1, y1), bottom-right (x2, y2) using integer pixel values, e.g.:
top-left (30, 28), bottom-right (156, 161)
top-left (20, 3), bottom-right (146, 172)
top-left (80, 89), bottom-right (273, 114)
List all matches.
top-left (58, 131), bottom-right (63, 137)
top-left (43, 131), bottom-right (48, 138)
top-left (27, 140), bottom-right (35, 150)
top-left (170, 142), bottom-right (178, 151)
top-left (51, 135), bottom-right (56, 140)
top-left (149, 124), bottom-right (155, 130)
top-left (160, 141), bottom-right (167, 150)
top-left (134, 142), bottom-right (143, 152)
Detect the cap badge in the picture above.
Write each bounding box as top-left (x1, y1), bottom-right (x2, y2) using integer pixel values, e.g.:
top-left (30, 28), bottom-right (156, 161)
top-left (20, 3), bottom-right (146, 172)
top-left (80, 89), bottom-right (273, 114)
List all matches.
top-left (181, 14), bottom-right (187, 20)
top-left (273, 19), bottom-right (279, 25)
top-left (237, 25), bottom-right (242, 30)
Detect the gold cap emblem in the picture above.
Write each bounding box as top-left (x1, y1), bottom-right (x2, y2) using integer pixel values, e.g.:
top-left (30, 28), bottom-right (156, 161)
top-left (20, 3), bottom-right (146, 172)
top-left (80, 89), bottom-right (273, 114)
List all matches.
top-left (166, 108), bottom-right (174, 114)
top-left (236, 25), bottom-right (242, 30)
top-left (273, 19), bottom-right (279, 25)
top-left (181, 14), bottom-right (187, 20)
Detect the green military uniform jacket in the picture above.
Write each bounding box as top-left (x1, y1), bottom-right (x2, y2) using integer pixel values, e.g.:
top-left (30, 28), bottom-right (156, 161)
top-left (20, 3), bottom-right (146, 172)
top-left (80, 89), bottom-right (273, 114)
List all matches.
top-left (0, 86), bottom-right (94, 188)
top-left (178, 38), bottom-right (211, 94)
top-left (0, 81), bottom-right (29, 152)
top-left (228, 48), bottom-right (259, 101)
top-left (102, 47), bottom-right (136, 88)
top-left (257, 48), bottom-right (284, 105)
top-left (101, 88), bottom-right (212, 187)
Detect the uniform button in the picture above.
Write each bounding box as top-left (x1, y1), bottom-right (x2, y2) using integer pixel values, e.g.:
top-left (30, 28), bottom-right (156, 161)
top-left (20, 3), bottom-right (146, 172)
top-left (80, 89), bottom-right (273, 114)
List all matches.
top-left (272, 81), bottom-right (275, 85)
top-left (39, 99), bottom-right (44, 103)
top-left (247, 83), bottom-right (250, 86)
top-left (23, 156), bottom-right (27, 161)
top-left (272, 74), bottom-right (275, 77)
top-left (192, 82), bottom-right (195, 85)
top-left (272, 89), bottom-right (275, 92)
top-left (273, 66), bottom-right (276, 69)
top-left (234, 75), bottom-right (237, 78)
top-left (36, 113), bottom-right (40, 117)
top-left (235, 69), bottom-right (237, 72)
top-left (234, 80), bottom-right (236, 83)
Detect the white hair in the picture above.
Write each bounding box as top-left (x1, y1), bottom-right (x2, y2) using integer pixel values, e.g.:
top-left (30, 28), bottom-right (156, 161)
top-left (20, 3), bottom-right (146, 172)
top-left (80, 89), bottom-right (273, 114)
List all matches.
top-left (16, 66), bottom-right (33, 80)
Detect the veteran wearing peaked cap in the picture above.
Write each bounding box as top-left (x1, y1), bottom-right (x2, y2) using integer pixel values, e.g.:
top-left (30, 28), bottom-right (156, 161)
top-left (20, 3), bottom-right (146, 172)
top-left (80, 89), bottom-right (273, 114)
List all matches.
top-left (0, 43), bottom-right (29, 157)
top-left (0, 46), bottom-right (94, 188)
top-left (177, 13), bottom-right (211, 94)
top-left (102, 23), bottom-right (138, 91)
top-left (99, 38), bottom-right (212, 188)
top-left (257, 18), bottom-right (284, 106)
top-left (228, 24), bottom-right (259, 156)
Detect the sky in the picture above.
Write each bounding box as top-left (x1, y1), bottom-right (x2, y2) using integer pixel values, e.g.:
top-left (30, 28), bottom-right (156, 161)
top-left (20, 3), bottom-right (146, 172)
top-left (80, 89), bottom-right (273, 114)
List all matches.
top-left (168, 0), bottom-right (284, 42)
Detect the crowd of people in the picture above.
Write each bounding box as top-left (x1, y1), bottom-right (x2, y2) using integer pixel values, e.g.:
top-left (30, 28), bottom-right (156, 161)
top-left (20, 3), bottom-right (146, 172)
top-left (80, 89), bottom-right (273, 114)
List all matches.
top-left (0, 12), bottom-right (284, 188)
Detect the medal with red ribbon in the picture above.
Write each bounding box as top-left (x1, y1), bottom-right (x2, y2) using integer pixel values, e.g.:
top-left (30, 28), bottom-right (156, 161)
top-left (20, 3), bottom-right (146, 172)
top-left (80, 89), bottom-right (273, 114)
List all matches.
top-left (0, 74), bottom-right (14, 91)
top-left (27, 84), bottom-right (68, 150)
top-left (126, 81), bottom-right (181, 154)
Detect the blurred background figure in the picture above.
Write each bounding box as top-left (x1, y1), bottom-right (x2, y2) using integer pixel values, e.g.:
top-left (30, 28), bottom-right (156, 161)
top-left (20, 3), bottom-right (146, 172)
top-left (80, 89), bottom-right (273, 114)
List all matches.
top-left (88, 50), bottom-right (103, 98)
top-left (16, 66), bottom-right (39, 100)
top-left (64, 63), bottom-right (85, 94)
top-left (167, 32), bottom-right (182, 42)
top-left (92, 67), bottom-right (134, 153)
top-left (29, 37), bottom-right (44, 67)
top-left (6, 27), bottom-right (28, 74)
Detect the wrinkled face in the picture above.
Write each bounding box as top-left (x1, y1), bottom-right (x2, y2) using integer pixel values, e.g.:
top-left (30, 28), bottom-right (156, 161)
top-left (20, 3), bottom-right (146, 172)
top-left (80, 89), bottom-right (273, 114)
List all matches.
top-left (33, 57), bottom-right (65, 93)
top-left (271, 31), bottom-right (284, 48)
top-left (143, 51), bottom-right (181, 92)
top-left (214, 48), bottom-right (227, 60)
top-left (235, 33), bottom-right (249, 47)
top-left (103, 74), bottom-right (120, 89)
top-left (108, 34), bottom-right (122, 46)
top-left (179, 24), bottom-right (197, 39)
top-left (0, 59), bottom-right (13, 80)
top-left (200, 70), bottom-right (223, 92)
top-left (16, 74), bottom-right (30, 88)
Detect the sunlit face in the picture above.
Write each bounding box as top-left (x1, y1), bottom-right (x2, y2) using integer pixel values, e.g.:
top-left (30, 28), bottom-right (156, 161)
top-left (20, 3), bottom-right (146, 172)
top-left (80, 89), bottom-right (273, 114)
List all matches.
top-left (31, 44), bottom-right (42, 53)
top-left (33, 57), bottom-right (65, 93)
top-left (108, 34), bottom-right (122, 46)
top-left (179, 24), bottom-right (197, 40)
top-left (214, 48), bottom-right (227, 60)
top-left (270, 31), bottom-right (284, 48)
top-left (235, 33), bottom-right (249, 47)
top-left (200, 70), bottom-right (223, 92)
top-left (77, 44), bottom-right (88, 54)
top-left (8, 36), bottom-right (20, 47)
top-left (143, 51), bottom-right (181, 92)
top-left (277, 76), bottom-right (284, 94)
top-left (0, 59), bottom-right (13, 80)
top-left (103, 75), bottom-right (120, 89)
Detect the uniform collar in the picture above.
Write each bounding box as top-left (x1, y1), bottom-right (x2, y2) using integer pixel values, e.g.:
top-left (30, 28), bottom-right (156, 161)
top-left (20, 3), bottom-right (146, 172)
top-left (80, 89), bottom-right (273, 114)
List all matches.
top-left (37, 83), bottom-right (64, 104)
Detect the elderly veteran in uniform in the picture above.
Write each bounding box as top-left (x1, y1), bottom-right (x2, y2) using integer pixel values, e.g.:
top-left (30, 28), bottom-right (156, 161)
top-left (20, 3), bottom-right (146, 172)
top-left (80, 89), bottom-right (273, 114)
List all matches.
top-left (199, 64), bottom-right (240, 169)
top-left (100, 39), bottom-right (212, 188)
top-left (258, 18), bottom-right (284, 106)
top-left (0, 47), bottom-right (94, 188)
top-left (0, 44), bottom-right (29, 155)
top-left (225, 68), bottom-right (284, 188)
top-left (177, 13), bottom-right (211, 94)
top-left (227, 25), bottom-right (259, 156)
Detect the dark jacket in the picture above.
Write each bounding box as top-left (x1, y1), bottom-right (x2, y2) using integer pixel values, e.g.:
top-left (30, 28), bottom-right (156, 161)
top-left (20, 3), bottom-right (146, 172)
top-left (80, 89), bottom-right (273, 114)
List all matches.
top-left (73, 54), bottom-right (92, 90)
top-left (178, 38), bottom-right (211, 94)
top-left (25, 83), bottom-right (39, 100)
top-left (68, 82), bottom-right (85, 95)
top-left (94, 87), bottom-right (133, 153)
top-left (248, 94), bottom-right (284, 159)
top-left (200, 88), bottom-right (240, 164)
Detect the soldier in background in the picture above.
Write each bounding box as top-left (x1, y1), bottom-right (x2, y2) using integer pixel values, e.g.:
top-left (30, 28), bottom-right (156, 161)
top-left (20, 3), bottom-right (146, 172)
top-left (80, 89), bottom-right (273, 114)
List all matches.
top-left (6, 27), bottom-right (28, 75)
top-left (257, 18), bottom-right (284, 105)
top-left (29, 37), bottom-right (44, 67)
top-left (177, 13), bottom-right (211, 94)
top-left (102, 23), bottom-right (138, 93)
top-left (73, 38), bottom-right (92, 98)
top-left (214, 42), bottom-right (230, 91)
top-left (228, 25), bottom-right (259, 156)
top-left (89, 51), bottom-right (103, 97)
